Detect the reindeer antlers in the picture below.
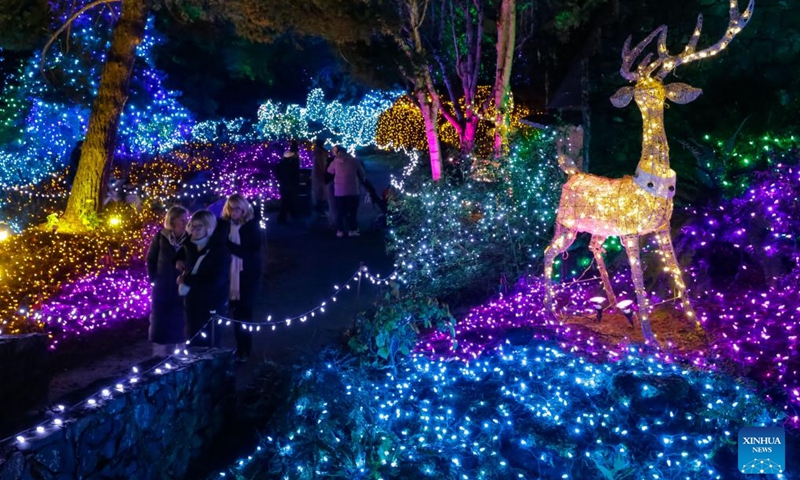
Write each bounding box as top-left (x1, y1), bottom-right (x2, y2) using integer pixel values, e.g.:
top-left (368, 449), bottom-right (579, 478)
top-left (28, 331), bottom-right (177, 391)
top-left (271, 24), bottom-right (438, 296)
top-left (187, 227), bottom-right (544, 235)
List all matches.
top-left (620, 0), bottom-right (754, 83)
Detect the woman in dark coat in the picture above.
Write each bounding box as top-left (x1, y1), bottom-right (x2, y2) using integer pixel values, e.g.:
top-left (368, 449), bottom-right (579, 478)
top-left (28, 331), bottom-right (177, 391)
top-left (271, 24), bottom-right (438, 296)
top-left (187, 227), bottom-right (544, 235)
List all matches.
top-left (178, 209), bottom-right (230, 347)
top-left (221, 194), bottom-right (263, 361)
top-left (147, 206), bottom-right (189, 356)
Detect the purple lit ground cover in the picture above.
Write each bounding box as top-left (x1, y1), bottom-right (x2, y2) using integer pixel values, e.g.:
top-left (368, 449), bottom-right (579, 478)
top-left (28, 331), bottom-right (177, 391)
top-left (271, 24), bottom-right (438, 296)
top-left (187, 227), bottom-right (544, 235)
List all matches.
top-left (419, 270), bottom-right (799, 422)
top-left (418, 161), bottom-right (800, 429)
top-left (31, 267), bottom-right (151, 350)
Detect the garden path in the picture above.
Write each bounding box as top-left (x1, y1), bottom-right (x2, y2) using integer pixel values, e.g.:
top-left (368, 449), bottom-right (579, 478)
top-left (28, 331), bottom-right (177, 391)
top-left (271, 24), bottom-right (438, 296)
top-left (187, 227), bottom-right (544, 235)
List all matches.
top-left (48, 155), bottom-right (398, 400)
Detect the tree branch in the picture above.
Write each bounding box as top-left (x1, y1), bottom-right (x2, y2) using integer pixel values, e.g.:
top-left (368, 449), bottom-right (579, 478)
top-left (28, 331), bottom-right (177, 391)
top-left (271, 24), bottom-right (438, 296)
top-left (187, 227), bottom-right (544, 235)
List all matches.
top-left (40, 0), bottom-right (122, 81)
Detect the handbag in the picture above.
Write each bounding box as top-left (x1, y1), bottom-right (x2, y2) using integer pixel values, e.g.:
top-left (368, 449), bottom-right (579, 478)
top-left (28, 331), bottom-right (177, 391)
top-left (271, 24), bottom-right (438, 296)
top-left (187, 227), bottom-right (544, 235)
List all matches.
top-left (178, 251), bottom-right (209, 296)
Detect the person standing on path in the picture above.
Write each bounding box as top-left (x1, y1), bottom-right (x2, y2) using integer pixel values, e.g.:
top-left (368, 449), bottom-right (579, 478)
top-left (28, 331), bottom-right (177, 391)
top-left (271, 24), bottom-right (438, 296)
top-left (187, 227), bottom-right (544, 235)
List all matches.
top-left (276, 141), bottom-right (301, 223)
top-left (178, 210), bottom-right (230, 347)
top-left (222, 194), bottom-right (263, 362)
top-left (311, 139), bottom-right (330, 218)
top-left (327, 145), bottom-right (365, 238)
top-left (147, 205), bottom-right (190, 357)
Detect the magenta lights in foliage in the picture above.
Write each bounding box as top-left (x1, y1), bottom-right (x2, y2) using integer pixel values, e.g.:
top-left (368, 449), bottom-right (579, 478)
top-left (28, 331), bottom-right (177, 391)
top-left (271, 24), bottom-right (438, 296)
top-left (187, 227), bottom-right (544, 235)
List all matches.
top-left (31, 268), bottom-right (151, 349)
top-left (419, 269), bottom-right (800, 427)
top-left (418, 162), bottom-right (800, 429)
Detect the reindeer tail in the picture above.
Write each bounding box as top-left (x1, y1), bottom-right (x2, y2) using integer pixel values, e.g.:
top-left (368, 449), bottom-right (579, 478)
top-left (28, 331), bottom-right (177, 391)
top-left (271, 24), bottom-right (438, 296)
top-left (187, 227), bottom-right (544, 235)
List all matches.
top-left (555, 125), bottom-right (584, 175)
top-left (557, 153), bottom-right (581, 175)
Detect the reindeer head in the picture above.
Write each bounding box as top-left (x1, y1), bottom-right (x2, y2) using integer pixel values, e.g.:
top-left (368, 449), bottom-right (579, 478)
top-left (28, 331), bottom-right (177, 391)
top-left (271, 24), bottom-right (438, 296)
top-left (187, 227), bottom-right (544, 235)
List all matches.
top-left (610, 0), bottom-right (754, 110)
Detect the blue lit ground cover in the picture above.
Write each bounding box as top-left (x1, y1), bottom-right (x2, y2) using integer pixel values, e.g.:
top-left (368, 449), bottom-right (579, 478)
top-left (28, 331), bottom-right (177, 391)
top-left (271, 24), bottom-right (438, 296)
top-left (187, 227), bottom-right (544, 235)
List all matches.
top-left (220, 341), bottom-right (792, 479)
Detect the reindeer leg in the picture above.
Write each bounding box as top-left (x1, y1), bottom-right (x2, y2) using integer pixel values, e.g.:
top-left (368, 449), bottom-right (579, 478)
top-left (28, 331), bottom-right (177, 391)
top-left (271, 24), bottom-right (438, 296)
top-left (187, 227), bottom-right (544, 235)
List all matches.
top-left (589, 235), bottom-right (618, 308)
top-left (621, 235), bottom-right (657, 344)
top-left (654, 229), bottom-right (701, 331)
top-left (544, 224), bottom-right (577, 315)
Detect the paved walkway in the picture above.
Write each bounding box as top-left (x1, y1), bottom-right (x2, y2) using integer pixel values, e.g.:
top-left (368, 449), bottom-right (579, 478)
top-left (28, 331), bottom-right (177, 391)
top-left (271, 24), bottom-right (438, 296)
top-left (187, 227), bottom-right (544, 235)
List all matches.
top-left (224, 158), bottom-right (397, 385)
top-left (48, 156), bottom-right (397, 400)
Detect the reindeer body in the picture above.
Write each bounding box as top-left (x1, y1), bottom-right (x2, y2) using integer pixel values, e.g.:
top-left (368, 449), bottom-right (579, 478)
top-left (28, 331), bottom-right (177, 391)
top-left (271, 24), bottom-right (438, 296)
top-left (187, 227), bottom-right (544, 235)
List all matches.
top-left (543, 0), bottom-right (753, 343)
top-left (556, 174), bottom-right (672, 237)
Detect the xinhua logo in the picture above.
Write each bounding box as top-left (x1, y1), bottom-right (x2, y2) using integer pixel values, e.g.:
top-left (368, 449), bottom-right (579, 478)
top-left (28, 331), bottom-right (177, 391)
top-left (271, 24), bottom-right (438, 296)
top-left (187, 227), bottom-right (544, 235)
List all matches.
top-left (738, 427), bottom-right (785, 474)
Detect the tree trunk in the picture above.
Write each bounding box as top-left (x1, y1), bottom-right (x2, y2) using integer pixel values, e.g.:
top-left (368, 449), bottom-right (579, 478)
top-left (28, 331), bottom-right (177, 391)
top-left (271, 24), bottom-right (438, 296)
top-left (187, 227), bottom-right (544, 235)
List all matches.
top-left (492, 0), bottom-right (516, 158)
top-left (460, 112), bottom-right (478, 155)
top-left (61, 0), bottom-right (147, 231)
top-left (415, 89), bottom-right (443, 181)
top-left (436, 0), bottom-right (482, 158)
top-left (581, 57), bottom-right (591, 173)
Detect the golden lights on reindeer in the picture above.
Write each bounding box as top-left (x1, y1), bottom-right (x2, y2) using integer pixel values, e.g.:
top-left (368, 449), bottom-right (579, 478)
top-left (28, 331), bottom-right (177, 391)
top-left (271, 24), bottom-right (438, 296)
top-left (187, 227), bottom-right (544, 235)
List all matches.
top-left (543, 0), bottom-right (754, 343)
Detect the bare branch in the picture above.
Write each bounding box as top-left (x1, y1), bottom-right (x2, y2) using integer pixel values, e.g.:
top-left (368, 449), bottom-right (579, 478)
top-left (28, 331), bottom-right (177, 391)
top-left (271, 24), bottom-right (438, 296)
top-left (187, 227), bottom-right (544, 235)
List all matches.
top-left (40, 0), bottom-right (122, 81)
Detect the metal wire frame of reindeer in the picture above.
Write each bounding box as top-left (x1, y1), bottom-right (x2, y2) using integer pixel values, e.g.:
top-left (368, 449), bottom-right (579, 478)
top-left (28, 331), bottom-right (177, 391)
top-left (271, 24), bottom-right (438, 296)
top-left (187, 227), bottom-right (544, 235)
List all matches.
top-left (543, 0), bottom-right (754, 343)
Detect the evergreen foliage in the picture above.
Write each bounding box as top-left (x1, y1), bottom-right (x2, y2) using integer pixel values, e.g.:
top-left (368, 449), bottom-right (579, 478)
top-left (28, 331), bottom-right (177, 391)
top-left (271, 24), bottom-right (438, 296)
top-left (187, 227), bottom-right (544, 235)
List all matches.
top-left (226, 341), bottom-right (784, 479)
top-left (348, 293), bottom-right (456, 372)
top-left (387, 129), bottom-right (564, 303)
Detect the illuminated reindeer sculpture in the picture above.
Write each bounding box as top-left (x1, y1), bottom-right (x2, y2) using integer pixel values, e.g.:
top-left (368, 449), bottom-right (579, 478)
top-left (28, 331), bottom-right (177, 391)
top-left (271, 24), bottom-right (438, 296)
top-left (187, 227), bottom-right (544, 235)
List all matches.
top-left (543, 0), bottom-right (754, 342)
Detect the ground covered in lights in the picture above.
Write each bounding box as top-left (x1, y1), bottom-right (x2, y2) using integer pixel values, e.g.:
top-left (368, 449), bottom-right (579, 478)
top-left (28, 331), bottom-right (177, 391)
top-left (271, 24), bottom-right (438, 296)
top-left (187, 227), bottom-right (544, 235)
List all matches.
top-left (221, 339), bottom-right (793, 479)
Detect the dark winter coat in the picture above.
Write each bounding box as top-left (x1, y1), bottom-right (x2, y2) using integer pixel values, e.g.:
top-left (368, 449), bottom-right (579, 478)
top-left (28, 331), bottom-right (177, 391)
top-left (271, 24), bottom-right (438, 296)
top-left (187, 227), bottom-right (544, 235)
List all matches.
top-left (276, 152), bottom-right (301, 193)
top-left (146, 229), bottom-right (188, 344)
top-left (180, 238), bottom-right (231, 340)
top-left (227, 218), bottom-right (263, 310)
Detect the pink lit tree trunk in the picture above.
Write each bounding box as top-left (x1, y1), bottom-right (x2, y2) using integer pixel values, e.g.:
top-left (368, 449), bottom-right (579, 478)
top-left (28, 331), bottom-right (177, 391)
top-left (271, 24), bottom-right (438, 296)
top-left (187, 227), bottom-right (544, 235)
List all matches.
top-left (415, 89), bottom-right (443, 180)
top-left (394, 0), bottom-right (443, 181)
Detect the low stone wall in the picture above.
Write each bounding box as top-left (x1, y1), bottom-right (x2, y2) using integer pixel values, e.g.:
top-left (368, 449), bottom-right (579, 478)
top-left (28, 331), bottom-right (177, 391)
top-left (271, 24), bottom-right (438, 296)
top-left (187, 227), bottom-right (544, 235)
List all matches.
top-left (0, 334), bottom-right (49, 422)
top-left (0, 350), bottom-right (234, 480)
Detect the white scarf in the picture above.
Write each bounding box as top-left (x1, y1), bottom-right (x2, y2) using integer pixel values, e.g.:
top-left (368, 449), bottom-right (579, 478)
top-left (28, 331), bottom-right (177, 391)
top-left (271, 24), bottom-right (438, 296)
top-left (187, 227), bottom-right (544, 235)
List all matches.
top-left (229, 223), bottom-right (244, 300)
top-left (191, 235), bottom-right (211, 250)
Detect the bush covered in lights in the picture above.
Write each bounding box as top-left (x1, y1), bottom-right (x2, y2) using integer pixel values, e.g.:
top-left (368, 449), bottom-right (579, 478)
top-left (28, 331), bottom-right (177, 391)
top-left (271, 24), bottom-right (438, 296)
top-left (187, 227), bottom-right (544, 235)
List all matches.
top-left (0, 16), bottom-right (193, 186)
top-left (222, 341), bottom-right (788, 479)
top-left (387, 130), bottom-right (563, 302)
top-left (674, 137), bottom-right (800, 287)
top-left (376, 87), bottom-right (531, 157)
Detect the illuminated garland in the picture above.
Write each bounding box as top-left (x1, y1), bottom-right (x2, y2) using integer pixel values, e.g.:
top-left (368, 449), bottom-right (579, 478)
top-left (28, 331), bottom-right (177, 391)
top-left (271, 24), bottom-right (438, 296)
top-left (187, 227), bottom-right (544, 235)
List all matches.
top-left (0, 17), bottom-right (194, 186)
top-left (3, 264), bottom-right (398, 451)
top-left (219, 339), bottom-right (784, 479)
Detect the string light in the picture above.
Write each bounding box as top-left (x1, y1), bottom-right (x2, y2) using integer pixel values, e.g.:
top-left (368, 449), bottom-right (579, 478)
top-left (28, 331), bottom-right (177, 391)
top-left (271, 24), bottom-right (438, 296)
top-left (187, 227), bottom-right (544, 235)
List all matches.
top-left (218, 339), bottom-right (786, 479)
top-left (185, 265), bottom-right (397, 345)
top-left (387, 129), bottom-right (563, 299)
top-left (2, 262), bottom-right (397, 452)
top-left (0, 16), bottom-right (193, 187)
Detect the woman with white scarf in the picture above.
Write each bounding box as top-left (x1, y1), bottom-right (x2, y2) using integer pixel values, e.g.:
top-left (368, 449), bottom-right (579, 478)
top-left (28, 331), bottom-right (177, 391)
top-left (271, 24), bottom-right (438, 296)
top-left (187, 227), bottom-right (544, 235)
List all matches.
top-left (221, 194), bottom-right (262, 362)
top-left (178, 210), bottom-right (230, 347)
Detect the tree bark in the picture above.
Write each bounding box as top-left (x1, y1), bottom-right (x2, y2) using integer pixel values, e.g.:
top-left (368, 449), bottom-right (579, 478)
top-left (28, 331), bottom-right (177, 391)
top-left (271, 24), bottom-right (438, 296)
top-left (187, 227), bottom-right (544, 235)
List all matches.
top-left (492, 0), bottom-right (515, 158)
top-left (415, 89), bottom-right (443, 180)
top-left (436, 0), bottom-right (481, 157)
top-left (400, 0), bottom-right (443, 181)
top-left (61, 0), bottom-right (147, 231)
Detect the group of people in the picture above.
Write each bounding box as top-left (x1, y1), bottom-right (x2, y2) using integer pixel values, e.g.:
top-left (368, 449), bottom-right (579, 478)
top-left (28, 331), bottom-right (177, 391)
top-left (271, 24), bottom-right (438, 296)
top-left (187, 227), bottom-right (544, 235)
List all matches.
top-left (277, 139), bottom-right (366, 238)
top-left (147, 194), bottom-right (262, 362)
top-left (145, 141), bottom-right (368, 361)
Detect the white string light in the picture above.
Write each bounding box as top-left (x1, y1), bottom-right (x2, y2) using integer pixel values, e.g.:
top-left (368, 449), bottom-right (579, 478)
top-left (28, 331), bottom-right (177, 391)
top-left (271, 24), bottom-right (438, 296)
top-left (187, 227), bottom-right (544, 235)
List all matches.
top-left (2, 262), bottom-right (396, 448)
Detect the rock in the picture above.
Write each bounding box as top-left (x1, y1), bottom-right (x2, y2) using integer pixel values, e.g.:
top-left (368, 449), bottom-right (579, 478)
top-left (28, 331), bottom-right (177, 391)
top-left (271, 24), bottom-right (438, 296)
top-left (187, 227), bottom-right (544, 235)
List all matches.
top-left (0, 452), bottom-right (24, 480)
